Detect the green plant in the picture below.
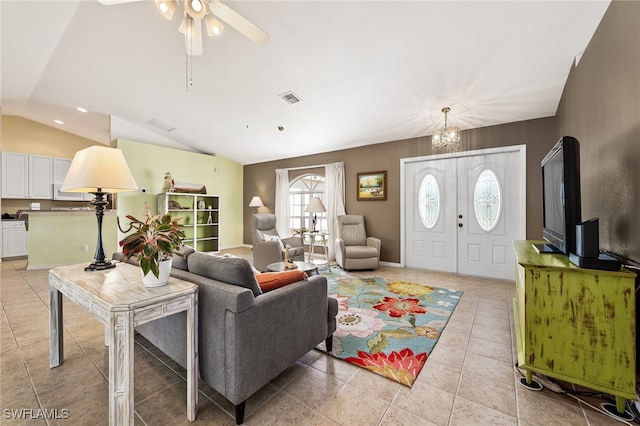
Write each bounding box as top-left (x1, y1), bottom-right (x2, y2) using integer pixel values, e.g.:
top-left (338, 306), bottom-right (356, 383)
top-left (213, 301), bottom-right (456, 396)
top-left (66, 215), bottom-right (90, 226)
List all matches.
top-left (118, 203), bottom-right (186, 278)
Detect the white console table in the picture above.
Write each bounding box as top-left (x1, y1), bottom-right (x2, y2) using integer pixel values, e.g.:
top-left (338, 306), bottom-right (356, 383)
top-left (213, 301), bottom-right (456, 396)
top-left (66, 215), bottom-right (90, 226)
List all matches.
top-left (49, 262), bottom-right (198, 425)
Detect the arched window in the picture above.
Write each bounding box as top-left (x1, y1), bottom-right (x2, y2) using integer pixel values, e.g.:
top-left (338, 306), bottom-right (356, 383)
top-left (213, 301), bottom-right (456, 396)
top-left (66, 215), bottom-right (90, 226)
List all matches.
top-left (289, 174), bottom-right (326, 233)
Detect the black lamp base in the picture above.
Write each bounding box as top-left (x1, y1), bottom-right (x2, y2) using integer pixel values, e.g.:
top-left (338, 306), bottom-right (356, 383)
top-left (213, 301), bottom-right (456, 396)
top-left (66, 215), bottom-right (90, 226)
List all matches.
top-left (85, 260), bottom-right (116, 272)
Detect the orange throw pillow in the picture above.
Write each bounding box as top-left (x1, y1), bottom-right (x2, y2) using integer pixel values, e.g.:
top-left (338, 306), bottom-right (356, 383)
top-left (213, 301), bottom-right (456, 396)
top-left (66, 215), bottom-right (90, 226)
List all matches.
top-left (255, 270), bottom-right (308, 292)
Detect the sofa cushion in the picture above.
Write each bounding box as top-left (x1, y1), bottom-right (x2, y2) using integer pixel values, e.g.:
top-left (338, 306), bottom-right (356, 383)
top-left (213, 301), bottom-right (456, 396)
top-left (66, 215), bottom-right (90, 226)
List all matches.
top-left (255, 270), bottom-right (307, 292)
top-left (172, 246), bottom-right (196, 271)
top-left (188, 252), bottom-right (263, 296)
top-left (345, 245), bottom-right (379, 259)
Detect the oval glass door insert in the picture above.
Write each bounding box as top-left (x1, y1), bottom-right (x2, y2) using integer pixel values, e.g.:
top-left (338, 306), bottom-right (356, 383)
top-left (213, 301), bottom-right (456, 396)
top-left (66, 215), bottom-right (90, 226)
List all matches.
top-left (473, 169), bottom-right (501, 231)
top-left (418, 174), bottom-right (440, 229)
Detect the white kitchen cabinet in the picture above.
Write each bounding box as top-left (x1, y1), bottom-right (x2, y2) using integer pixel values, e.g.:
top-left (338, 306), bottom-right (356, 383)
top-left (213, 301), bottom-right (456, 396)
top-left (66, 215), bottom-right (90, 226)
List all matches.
top-left (29, 155), bottom-right (53, 199)
top-left (53, 157), bottom-right (72, 183)
top-left (2, 152), bottom-right (29, 199)
top-left (2, 221), bottom-right (28, 258)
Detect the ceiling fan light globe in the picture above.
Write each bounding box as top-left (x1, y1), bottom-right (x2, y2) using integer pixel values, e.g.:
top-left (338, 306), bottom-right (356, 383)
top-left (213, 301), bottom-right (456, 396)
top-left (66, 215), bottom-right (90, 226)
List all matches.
top-left (154, 0), bottom-right (177, 20)
top-left (204, 14), bottom-right (224, 36)
top-left (184, 0), bottom-right (206, 19)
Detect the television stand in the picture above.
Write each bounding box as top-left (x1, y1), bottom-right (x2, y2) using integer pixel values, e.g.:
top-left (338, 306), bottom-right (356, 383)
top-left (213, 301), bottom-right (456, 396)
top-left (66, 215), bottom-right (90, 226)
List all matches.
top-left (533, 243), bottom-right (561, 254)
top-left (514, 240), bottom-right (637, 415)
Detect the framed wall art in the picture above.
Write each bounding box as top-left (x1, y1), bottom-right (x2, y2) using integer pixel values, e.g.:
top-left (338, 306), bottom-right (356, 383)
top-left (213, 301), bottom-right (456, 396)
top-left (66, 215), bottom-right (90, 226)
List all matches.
top-left (357, 171), bottom-right (387, 201)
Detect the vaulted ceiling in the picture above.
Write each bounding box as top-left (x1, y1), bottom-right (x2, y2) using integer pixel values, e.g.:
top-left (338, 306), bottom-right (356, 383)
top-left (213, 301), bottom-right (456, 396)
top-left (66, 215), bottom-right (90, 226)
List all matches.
top-left (1, 0), bottom-right (610, 164)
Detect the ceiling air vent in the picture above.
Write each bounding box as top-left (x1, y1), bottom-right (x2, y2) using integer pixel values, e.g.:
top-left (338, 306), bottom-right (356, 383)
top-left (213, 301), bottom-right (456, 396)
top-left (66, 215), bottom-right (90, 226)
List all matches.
top-left (147, 118), bottom-right (176, 132)
top-left (279, 91), bottom-right (302, 105)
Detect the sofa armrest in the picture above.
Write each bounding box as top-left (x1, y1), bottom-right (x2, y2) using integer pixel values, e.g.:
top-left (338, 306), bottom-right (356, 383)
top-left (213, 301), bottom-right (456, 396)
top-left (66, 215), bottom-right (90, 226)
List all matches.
top-left (367, 237), bottom-right (381, 254)
top-left (281, 235), bottom-right (303, 248)
top-left (334, 238), bottom-right (346, 265)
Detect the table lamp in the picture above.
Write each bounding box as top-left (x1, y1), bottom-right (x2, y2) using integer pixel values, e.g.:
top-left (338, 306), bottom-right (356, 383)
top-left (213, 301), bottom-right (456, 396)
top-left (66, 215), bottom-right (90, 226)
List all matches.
top-left (305, 197), bottom-right (326, 233)
top-left (248, 196), bottom-right (264, 213)
top-left (61, 146), bottom-right (138, 271)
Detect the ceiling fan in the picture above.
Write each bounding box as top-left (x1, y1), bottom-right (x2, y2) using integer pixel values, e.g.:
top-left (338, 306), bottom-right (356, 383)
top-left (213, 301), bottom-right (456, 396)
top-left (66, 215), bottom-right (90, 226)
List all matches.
top-left (97, 0), bottom-right (270, 55)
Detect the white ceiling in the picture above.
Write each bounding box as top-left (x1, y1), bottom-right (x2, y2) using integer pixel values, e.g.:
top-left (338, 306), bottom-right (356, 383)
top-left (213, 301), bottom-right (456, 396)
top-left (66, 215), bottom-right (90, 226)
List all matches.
top-left (1, 0), bottom-right (610, 165)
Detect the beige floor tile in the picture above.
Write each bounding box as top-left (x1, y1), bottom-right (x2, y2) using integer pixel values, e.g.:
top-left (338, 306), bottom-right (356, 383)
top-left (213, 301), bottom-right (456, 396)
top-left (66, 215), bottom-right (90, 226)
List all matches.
top-left (449, 396), bottom-right (517, 426)
top-left (243, 392), bottom-right (320, 425)
top-left (37, 378), bottom-right (109, 425)
top-left (516, 386), bottom-right (587, 425)
top-left (467, 335), bottom-right (513, 364)
top-left (457, 370), bottom-right (517, 417)
top-left (346, 367), bottom-right (401, 403)
top-left (380, 405), bottom-right (439, 425)
top-left (415, 360), bottom-right (461, 394)
top-left (320, 382), bottom-right (390, 425)
top-left (426, 345), bottom-right (466, 371)
top-left (282, 366), bottom-right (345, 412)
top-left (463, 351), bottom-right (514, 384)
top-left (309, 353), bottom-right (360, 382)
top-left (393, 381), bottom-right (455, 426)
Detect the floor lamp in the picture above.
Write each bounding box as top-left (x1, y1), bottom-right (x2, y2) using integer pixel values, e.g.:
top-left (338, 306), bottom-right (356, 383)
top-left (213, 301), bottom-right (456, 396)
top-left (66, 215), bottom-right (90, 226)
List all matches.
top-left (61, 146), bottom-right (138, 271)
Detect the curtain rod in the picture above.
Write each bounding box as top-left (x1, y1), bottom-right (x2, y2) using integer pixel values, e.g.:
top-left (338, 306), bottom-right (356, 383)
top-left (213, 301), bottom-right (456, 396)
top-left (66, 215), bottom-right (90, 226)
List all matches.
top-left (280, 164), bottom-right (326, 172)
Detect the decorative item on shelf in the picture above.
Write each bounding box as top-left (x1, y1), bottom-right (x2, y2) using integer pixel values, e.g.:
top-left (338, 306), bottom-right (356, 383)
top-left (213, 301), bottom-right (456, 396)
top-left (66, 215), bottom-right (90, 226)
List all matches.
top-left (305, 197), bottom-right (326, 232)
top-left (162, 172), bottom-right (174, 193)
top-left (432, 107), bottom-right (461, 150)
top-left (60, 146), bottom-right (138, 271)
top-left (284, 244), bottom-right (298, 269)
top-left (173, 181), bottom-right (207, 194)
top-left (118, 202), bottom-right (186, 287)
top-left (207, 211), bottom-right (213, 224)
top-left (168, 200), bottom-right (182, 209)
top-left (198, 200), bottom-right (206, 210)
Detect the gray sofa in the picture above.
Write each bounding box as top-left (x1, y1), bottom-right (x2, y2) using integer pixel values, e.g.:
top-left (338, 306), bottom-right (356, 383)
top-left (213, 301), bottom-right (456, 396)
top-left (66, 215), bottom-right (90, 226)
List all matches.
top-left (115, 250), bottom-right (337, 424)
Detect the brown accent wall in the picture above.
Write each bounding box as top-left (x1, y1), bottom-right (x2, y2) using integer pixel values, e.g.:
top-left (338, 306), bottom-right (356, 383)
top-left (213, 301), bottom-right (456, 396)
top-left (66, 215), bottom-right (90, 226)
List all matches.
top-left (245, 1), bottom-right (639, 265)
top-left (244, 117), bottom-right (556, 263)
top-left (555, 0), bottom-right (640, 262)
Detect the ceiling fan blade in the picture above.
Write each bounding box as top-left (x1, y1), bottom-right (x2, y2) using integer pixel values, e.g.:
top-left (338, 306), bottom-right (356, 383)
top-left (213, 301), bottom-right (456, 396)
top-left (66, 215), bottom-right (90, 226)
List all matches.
top-left (185, 18), bottom-right (204, 56)
top-left (208, 1), bottom-right (270, 46)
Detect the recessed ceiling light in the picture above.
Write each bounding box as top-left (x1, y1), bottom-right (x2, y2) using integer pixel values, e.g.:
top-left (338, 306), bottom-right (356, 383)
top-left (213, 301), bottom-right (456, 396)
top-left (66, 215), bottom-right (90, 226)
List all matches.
top-left (76, 107), bottom-right (87, 113)
top-left (54, 119), bottom-right (64, 125)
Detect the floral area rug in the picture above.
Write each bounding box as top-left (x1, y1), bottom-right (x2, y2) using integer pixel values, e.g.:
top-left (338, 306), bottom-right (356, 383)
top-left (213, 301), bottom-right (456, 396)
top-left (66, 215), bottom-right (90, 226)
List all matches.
top-left (321, 271), bottom-right (462, 387)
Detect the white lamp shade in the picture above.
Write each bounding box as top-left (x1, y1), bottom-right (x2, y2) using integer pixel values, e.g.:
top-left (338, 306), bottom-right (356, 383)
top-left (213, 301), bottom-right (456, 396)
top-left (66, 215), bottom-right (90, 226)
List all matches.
top-left (248, 196), bottom-right (264, 208)
top-left (61, 146), bottom-right (138, 193)
top-left (305, 197), bottom-right (326, 213)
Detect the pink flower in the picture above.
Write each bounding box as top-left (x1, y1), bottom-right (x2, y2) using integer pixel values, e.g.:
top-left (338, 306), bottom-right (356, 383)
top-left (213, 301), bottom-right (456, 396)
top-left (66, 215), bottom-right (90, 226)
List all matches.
top-left (329, 293), bottom-right (350, 311)
top-left (335, 307), bottom-right (386, 338)
top-left (345, 349), bottom-right (427, 386)
top-left (373, 297), bottom-right (426, 318)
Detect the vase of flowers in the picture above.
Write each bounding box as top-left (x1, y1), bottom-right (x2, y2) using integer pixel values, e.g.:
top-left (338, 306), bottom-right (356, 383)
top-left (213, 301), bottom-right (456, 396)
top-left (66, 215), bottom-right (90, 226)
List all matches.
top-left (118, 202), bottom-right (186, 287)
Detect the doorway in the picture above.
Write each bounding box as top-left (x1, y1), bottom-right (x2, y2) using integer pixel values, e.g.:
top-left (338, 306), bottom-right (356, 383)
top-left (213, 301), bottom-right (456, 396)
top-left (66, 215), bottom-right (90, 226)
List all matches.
top-left (401, 146), bottom-right (526, 280)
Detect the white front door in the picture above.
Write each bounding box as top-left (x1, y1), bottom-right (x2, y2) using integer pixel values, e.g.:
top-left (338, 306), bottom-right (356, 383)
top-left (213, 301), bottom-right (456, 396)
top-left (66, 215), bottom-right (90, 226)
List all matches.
top-left (404, 158), bottom-right (457, 273)
top-left (402, 146), bottom-right (525, 281)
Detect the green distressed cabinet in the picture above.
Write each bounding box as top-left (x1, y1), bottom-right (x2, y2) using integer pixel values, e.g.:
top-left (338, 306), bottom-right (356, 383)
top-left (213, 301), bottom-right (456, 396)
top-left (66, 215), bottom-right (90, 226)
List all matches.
top-left (513, 240), bottom-right (637, 412)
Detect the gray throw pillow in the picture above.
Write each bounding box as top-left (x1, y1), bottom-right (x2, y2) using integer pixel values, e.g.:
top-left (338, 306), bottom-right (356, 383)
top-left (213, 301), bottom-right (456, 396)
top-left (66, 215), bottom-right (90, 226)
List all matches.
top-left (172, 246), bottom-right (196, 271)
top-left (187, 252), bottom-right (262, 296)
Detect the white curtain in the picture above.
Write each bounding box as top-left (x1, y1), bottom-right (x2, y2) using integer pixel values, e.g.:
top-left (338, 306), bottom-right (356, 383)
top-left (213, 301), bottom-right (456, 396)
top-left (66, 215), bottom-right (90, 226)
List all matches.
top-left (275, 169), bottom-right (290, 236)
top-left (325, 162), bottom-right (346, 260)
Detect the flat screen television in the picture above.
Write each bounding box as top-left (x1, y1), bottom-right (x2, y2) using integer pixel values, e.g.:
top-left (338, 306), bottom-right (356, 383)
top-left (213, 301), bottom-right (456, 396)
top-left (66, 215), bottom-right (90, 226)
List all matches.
top-left (536, 136), bottom-right (582, 255)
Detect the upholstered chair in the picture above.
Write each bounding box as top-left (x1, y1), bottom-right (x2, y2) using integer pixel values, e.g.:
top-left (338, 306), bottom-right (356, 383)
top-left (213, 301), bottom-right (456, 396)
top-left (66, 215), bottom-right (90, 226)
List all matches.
top-left (252, 213), bottom-right (305, 271)
top-left (335, 214), bottom-right (381, 270)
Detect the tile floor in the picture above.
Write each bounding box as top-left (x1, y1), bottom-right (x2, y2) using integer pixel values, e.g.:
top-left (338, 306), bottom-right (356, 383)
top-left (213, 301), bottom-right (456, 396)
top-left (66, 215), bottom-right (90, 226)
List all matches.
top-left (0, 248), bottom-right (631, 425)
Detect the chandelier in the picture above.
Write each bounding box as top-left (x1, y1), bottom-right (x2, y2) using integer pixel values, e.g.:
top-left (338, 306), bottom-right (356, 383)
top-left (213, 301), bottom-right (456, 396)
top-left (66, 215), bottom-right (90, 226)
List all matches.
top-left (432, 107), bottom-right (461, 150)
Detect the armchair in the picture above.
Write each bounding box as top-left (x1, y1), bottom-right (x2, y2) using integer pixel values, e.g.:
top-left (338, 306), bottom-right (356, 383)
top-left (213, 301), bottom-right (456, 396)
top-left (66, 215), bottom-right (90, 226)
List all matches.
top-left (252, 213), bottom-right (305, 271)
top-left (335, 214), bottom-right (381, 270)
